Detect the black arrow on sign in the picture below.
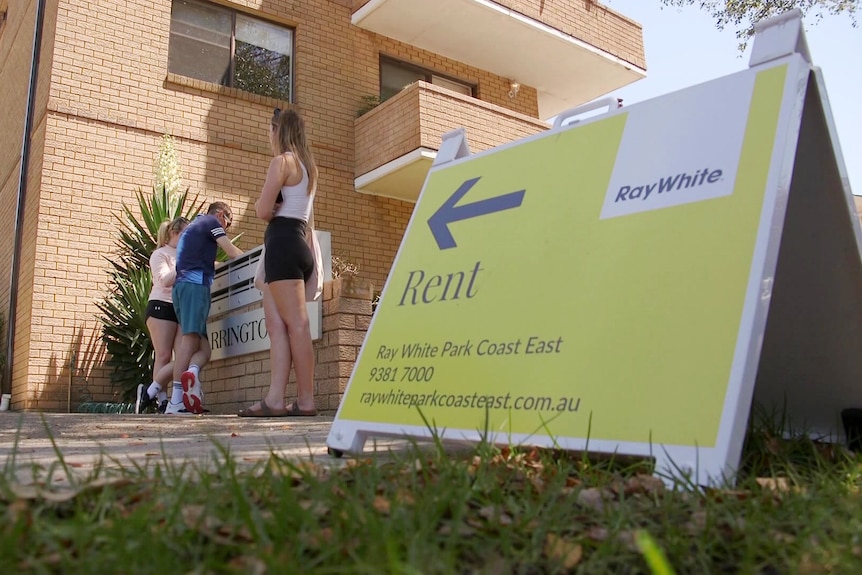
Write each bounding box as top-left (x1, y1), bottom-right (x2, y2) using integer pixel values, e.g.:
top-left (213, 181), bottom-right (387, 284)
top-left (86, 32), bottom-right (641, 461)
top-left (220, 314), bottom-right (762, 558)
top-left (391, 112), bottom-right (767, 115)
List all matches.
top-left (427, 177), bottom-right (526, 250)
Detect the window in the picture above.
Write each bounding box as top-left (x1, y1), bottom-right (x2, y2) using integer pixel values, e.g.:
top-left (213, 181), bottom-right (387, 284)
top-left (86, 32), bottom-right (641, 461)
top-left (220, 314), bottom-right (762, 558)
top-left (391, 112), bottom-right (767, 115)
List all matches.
top-left (380, 57), bottom-right (473, 101)
top-left (168, 0), bottom-right (293, 101)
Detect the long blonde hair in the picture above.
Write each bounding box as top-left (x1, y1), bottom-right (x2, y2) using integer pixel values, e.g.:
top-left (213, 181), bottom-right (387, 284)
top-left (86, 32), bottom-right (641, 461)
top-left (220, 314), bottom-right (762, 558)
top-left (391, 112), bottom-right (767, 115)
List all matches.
top-left (156, 216), bottom-right (189, 248)
top-left (272, 108), bottom-right (318, 195)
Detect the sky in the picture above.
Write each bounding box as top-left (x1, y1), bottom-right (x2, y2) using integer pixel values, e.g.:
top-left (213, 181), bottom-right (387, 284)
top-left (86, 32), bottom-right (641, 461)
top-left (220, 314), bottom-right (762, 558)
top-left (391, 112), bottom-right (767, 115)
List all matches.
top-left (602, 0), bottom-right (861, 196)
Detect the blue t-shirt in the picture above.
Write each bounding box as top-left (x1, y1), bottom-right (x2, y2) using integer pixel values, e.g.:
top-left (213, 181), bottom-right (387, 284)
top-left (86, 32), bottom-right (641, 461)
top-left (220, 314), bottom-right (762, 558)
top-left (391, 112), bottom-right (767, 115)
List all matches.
top-left (175, 214), bottom-right (226, 287)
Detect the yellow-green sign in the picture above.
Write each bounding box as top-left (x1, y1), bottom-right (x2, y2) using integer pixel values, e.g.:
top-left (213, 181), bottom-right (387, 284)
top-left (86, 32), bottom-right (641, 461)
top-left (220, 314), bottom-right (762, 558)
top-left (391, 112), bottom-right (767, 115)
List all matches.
top-left (328, 47), bottom-right (858, 484)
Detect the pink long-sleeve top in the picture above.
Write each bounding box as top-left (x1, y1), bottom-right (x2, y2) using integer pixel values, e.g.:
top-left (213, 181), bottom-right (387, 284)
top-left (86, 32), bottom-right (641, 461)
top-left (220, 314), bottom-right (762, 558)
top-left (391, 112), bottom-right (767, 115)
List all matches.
top-left (148, 245), bottom-right (177, 303)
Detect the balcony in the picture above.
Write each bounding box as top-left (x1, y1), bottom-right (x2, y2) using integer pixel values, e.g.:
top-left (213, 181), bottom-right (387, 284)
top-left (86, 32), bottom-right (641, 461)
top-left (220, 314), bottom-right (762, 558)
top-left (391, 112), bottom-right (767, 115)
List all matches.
top-left (352, 0), bottom-right (646, 119)
top-left (355, 81), bottom-right (549, 202)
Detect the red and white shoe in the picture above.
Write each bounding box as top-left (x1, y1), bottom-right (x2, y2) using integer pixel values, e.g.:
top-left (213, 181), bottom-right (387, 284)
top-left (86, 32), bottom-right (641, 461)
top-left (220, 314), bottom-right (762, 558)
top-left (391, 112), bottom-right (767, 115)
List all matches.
top-left (181, 370), bottom-right (204, 414)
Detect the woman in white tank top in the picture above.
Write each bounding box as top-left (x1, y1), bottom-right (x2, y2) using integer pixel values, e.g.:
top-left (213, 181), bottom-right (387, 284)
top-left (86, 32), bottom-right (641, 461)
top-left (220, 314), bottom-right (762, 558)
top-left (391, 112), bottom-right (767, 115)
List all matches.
top-left (239, 109), bottom-right (319, 417)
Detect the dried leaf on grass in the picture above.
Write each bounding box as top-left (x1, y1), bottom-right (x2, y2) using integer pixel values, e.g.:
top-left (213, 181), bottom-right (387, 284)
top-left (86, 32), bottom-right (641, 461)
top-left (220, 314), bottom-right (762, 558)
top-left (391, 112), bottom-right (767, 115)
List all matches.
top-left (181, 505), bottom-right (254, 546)
top-left (586, 526), bottom-right (610, 541)
top-left (227, 556), bottom-right (267, 575)
top-left (8, 477), bottom-right (136, 503)
top-left (765, 435), bottom-right (783, 455)
top-left (584, 527), bottom-right (639, 552)
top-left (705, 488), bottom-right (753, 503)
top-left (530, 475), bottom-right (547, 493)
top-left (577, 488), bottom-right (607, 512)
top-left (623, 475), bottom-right (665, 497)
top-left (755, 477), bottom-right (795, 492)
top-left (616, 530), bottom-right (639, 552)
top-left (395, 489), bottom-right (415, 505)
top-left (302, 526), bottom-right (335, 548)
top-left (545, 534), bottom-right (583, 569)
top-left (770, 530), bottom-right (796, 544)
top-left (438, 522), bottom-right (477, 537)
top-left (477, 505), bottom-right (512, 526)
top-left (511, 447), bottom-right (545, 471)
top-left (18, 552), bottom-right (63, 570)
top-left (475, 555), bottom-right (512, 575)
top-left (298, 499), bottom-right (330, 517)
top-left (561, 476), bottom-right (581, 495)
top-left (372, 495), bottom-right (391, 515)
top-left (685, 510), bottom-right (709, 535)
top-left (6, 499), bottom-right (30, 526)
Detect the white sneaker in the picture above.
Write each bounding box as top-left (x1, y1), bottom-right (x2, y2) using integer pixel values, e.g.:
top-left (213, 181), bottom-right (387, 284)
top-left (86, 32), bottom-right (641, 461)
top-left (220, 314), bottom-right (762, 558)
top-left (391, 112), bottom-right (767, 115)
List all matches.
top-left (181, 370), bottom-right (203, 414)
top-left (164, 401), bottom-right (191, 415)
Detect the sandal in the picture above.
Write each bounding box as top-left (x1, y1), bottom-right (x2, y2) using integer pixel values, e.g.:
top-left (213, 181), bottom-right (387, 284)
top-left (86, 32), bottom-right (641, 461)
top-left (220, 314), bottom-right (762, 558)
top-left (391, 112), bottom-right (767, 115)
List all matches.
top-left (283, 400), bottom-right (317, 417)
top-left (237, 398), bottom-right (290, 418)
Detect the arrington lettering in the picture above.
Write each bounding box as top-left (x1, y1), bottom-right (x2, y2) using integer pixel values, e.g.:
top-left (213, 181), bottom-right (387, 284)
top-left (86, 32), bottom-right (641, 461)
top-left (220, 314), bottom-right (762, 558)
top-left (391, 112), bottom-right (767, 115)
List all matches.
top-left (210, 317), bottom-right (268, 350)
top-left (615, 168), bottom-right (723, 203)
top-left (358, 388), bottom-right (581, 413)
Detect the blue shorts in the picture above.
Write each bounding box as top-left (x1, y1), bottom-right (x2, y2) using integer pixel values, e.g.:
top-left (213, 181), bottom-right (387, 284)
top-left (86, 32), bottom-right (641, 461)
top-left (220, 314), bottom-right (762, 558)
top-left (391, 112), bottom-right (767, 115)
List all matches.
top-left (172, 282), bottom-right (211, 338)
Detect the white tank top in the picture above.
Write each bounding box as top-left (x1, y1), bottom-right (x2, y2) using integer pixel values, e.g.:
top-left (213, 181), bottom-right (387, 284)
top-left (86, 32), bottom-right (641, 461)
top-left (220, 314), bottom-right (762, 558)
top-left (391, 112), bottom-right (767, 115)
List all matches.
top-left (273, 157), bottom-right (314, 222)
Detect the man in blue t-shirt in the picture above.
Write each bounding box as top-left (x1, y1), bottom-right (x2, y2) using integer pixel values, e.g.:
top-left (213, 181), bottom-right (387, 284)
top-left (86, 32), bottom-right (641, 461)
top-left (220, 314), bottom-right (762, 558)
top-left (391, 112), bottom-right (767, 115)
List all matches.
top-left (166, 201), bottom-right (244, 415)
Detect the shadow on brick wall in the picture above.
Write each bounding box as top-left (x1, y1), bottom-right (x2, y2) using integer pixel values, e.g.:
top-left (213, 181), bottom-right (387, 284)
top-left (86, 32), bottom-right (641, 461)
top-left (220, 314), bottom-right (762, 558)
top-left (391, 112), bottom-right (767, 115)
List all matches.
top-left (31, 325), bottom-right (106, 412)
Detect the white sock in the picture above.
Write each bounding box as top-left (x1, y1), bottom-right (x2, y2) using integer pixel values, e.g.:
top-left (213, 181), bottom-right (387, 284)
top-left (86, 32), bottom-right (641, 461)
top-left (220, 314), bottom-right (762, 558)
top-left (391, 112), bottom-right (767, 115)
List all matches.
top-left (157, 390), bottom-right (167, 403)
top-left (170, 381), bottom-right (183, 404)
top-left (146, 382), bottom-right (161, 399)
top-left (188, 364), bottom-right (201, 379)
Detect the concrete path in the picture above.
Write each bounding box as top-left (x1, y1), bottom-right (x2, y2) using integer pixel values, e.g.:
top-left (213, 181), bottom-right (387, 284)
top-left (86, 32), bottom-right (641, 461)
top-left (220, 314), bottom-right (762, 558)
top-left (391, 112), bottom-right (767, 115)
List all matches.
top-left (0, 412), bottom-right (404, 485)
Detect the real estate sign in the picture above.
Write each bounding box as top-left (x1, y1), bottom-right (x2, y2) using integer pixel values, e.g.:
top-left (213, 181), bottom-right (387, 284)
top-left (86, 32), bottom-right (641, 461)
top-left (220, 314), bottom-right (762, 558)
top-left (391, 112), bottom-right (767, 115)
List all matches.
top-left (327, 13), bottom-right (862, 484)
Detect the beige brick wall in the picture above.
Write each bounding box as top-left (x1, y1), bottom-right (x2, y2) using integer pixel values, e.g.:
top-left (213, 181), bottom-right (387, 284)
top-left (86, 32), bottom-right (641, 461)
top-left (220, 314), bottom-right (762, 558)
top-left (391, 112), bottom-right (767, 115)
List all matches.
top-left (1, 0), bottom-right (642, 409)
top-left (0, 0), bottom-right (59, 408)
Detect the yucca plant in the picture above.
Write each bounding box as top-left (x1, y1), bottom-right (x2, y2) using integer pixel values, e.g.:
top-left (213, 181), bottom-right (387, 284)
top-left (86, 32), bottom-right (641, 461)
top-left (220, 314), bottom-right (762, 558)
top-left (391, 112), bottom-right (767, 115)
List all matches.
top-left (97, 184), bottom-right (204, 400)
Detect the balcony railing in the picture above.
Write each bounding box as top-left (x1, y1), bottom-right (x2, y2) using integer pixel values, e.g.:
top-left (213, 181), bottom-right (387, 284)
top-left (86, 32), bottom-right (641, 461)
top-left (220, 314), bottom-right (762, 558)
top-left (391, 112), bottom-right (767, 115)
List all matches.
top-left (355, 82), bottom-right (549, 202)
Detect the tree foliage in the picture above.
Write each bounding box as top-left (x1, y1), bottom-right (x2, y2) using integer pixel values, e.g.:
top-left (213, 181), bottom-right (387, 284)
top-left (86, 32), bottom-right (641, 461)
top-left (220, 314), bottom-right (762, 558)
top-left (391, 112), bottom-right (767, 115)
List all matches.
top-left (233, 42), bottom-right (291, 101)
top-left (660, 0), bottom-right (858, 49)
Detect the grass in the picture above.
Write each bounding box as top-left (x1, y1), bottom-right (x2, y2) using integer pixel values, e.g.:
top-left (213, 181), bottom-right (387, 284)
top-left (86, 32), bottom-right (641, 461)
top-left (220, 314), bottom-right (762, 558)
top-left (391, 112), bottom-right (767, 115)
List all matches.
top-left (1, 414), bottom-right (861, 574)
top-left (75, 402), bottom-right (135, 414)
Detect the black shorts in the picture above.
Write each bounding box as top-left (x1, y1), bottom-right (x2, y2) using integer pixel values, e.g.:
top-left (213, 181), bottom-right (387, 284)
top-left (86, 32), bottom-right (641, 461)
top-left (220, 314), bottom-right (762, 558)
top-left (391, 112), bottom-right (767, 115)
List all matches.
top-left (264, 217), bottom-right (314, 283)
top-left (146, 300), bottom-right (178, 323)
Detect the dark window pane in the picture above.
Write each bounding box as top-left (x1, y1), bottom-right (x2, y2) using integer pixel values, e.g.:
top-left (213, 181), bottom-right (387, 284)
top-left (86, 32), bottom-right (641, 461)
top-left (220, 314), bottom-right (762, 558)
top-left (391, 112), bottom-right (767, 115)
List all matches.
top-left (234, 15), bottom-right (292, 100)
top-left (381, 60), bottom-right (424, 101)
top-left (432, 75), bottom-right (472, 96)
top-left (168, 0), bottom-right (231, 85)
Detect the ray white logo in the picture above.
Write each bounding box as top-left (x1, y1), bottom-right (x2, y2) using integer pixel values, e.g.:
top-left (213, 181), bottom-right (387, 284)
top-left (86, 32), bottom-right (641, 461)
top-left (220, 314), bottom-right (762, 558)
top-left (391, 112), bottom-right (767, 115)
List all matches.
top-left (599, 70), bottom-right (756, 220)
top-left (614, 168), bottom-right (724, 204)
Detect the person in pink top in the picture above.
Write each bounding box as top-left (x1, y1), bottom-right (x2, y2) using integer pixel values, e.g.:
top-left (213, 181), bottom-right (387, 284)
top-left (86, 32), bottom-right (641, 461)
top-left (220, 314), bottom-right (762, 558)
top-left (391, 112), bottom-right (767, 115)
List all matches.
top-left (135, 216), bottom-right (189, 414)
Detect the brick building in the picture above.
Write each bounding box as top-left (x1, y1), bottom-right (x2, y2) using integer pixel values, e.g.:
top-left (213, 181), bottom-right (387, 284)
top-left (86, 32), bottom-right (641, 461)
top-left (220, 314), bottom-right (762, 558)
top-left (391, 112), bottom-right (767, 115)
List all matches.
top-left (0, 0), bottom-right (645, 411)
